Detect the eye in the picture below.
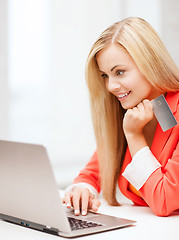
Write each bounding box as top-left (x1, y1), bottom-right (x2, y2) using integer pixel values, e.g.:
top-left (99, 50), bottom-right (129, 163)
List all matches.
top-left (116, 70), bottom-right (125, 76)
top-left (101, 73), bottom-right (108, 79)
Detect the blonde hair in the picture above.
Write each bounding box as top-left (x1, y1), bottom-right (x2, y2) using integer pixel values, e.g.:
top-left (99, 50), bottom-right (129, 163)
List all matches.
top-left (86, 17), bottom-right (179, 205)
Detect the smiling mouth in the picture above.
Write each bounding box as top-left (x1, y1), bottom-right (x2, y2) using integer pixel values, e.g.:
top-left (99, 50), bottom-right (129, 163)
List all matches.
top-left (117, 91), bottom-right (131, 100)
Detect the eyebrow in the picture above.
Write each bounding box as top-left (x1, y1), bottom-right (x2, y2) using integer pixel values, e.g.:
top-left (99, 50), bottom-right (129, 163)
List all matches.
top-left (99, 64), bottom-right (125, 73)
top-left (111, 65), bottom-right (120, 72)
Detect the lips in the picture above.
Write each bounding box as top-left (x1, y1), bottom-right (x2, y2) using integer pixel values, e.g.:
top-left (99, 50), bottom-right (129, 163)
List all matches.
top-left (117, 91), bottom-right (131, 100)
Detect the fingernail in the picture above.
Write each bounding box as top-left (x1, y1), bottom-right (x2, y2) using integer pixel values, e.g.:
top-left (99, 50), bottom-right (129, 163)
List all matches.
top-left (82, 211), bottom-right (86, 216)
top-left (67, 203), bottom-right (71, 208)
top-left (75, 210), bottom-right (79, 215)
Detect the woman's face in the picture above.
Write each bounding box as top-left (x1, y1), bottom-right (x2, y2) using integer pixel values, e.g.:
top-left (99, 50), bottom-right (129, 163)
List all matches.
top-left (96, 44), bottom-right (162, 109)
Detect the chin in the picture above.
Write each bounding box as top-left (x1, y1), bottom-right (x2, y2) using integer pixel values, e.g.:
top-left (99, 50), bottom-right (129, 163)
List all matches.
top-left (120, 96), bottom-right (145, 109)
top-left (121, 102), bottom-right (137, 110)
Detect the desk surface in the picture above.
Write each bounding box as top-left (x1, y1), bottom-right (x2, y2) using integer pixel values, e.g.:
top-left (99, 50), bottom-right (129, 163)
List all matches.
top-left (1, 197), bottom-right (179, 240)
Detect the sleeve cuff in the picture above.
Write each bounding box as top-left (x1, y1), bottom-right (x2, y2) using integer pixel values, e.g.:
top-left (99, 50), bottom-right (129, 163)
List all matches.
top-left (122, 146), bottom-right (161, 190)
top-left (64, 183), bottom-right (98, 198)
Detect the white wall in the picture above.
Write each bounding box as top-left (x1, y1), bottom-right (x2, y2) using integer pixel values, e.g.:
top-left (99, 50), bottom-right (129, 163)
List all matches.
top-left (8, 0), bottom-right (52, 151)
top-left (120, 0), bottom-right (162, 33)
top-left (161, 0), bottom-right (179, 67)
top-left (0, 0), bottom-right (9, 138)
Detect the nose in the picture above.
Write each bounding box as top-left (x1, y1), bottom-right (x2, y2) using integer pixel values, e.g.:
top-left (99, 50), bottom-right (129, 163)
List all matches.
top-left (107, 77), bottom-right (121, 93)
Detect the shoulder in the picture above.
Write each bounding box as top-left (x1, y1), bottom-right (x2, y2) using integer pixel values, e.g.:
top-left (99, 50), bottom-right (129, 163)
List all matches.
top-left (166, 91), bottom-right (179, 100)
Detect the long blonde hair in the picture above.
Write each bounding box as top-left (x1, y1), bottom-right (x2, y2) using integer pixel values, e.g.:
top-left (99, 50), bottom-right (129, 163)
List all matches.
top-left (86, 17), bottom-right (179, 205)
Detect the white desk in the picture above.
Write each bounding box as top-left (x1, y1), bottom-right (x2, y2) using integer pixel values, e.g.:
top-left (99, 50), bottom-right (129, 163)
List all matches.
top-left (0, 197), bottom-right (179, 240)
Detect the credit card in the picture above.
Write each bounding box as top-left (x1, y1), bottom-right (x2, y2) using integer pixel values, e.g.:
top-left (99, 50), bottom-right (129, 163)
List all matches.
top-left (151, 95), bottom-right (177, 132)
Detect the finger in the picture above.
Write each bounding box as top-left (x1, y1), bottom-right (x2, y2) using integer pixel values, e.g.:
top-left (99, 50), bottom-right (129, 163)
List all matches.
top-left (132, 106), bottom-right (138, 112)
top-left (81, 189), bottom-right (90, 216)
top-left (137, 102), bottom-right (145, 112)
top-left (63, 192), bottom-right (72, 208)
top-left (137, 103), bottom-right (146, 121)
top-left (132, 107), bottom-right (140, 117)
top-left (143, 100), bottom-right (154, 119)
top-left (91, 198), bottom-right (101, 212)
top-left (72, 189), bottom-right (81, 215)
top-left (88, 193), bottom-right (100, 210)
top-left (143, 99), bottom-right (153, 111)
top-left (88, 193), bottom-right (95, 209)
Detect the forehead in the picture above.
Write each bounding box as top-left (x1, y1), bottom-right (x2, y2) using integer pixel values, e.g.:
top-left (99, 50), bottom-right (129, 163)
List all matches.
top-left (96, 44), bottom-right (133, 70)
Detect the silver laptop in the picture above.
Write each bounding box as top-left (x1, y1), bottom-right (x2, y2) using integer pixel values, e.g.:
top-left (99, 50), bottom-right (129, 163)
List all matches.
top-left (0, 140), bottom-right (136, 237)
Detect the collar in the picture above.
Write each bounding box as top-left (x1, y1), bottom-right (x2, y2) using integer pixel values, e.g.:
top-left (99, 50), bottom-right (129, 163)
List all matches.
top-left (165, 91), bottom-right (179, 114)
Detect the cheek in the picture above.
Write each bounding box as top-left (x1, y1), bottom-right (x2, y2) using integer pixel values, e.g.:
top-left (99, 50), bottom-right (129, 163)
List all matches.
top-left (132, 81), bottom-right (154, 105)
top-left (131, 74), bottom-right (151, 92)
top-left (123, 72), bottom-right (142, 89)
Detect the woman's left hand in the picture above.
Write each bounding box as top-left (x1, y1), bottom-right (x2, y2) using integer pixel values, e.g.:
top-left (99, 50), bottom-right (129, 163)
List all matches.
top-left (123, 99), bottom-right (154, 136)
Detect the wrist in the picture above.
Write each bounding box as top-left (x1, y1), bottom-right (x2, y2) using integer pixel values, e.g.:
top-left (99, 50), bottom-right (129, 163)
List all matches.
top-left (123, 127), bottom-right (143, 136)
top-left (125, 131), bottom-right (144, 141)
top-left (125, 132), bottom-right (147, 157)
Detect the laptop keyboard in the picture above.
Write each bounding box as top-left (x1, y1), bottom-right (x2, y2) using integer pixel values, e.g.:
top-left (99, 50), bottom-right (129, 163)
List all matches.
top-left (68, 217), bottom-right (103, 231)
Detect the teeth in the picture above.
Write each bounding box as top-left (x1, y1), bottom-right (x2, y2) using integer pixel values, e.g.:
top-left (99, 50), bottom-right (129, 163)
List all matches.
top-left (118, 92), bottom-right (129, 98)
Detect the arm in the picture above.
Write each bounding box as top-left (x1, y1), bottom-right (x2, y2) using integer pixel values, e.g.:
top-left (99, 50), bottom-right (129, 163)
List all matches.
top-left (73, 151), bottom-right (101, 193)
top-left (123, 100), bottom-right (179, 216)
top-left (139, 140), bottom-right (179, 216)
top-left (123, 100), bottom-right (153, 157)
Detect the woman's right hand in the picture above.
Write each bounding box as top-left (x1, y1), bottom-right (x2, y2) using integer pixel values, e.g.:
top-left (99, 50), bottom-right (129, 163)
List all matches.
top-left (62, 186), bottom-right (101, 216)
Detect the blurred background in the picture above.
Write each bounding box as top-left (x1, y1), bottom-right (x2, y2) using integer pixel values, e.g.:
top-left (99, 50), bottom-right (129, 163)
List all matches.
top-left (0, 0), bottom-right (179, 189)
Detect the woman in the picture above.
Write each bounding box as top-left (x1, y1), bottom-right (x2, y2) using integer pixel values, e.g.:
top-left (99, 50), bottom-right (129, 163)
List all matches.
top-left (63, 17), bottom-right (179, 217)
